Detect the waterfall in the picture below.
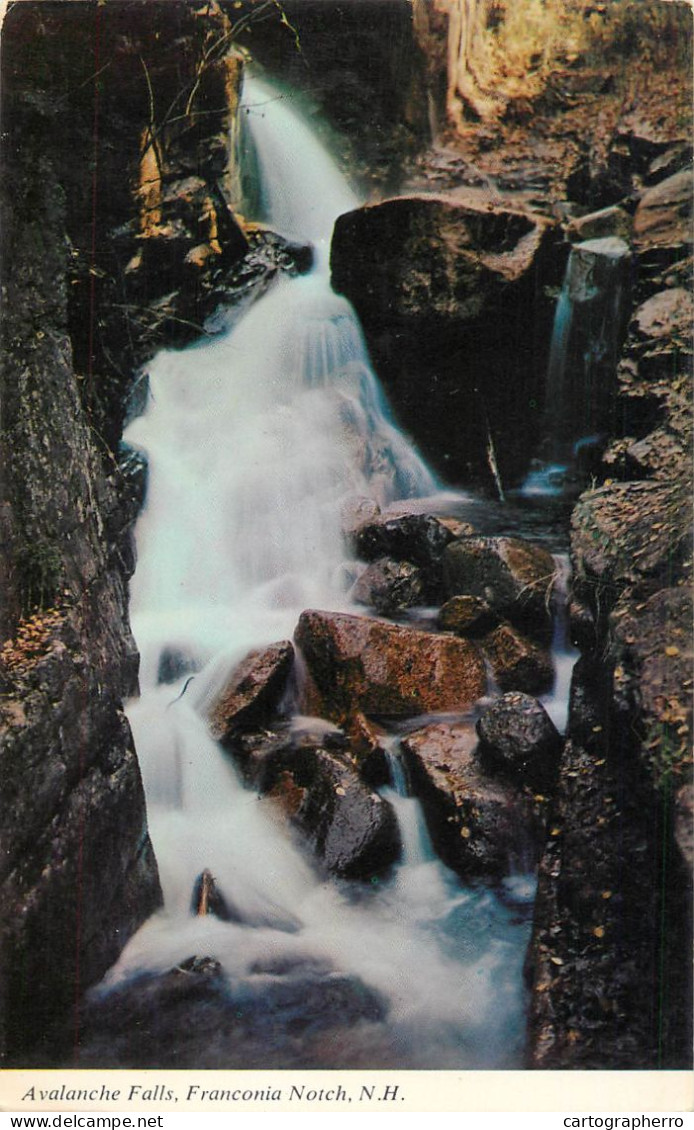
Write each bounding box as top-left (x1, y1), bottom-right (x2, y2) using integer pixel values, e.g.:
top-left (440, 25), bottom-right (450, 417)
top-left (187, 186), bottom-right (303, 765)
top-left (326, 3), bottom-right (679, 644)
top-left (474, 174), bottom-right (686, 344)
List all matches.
top-left (126, 77), bottom-right (437, 688)
top-left (540, 554), bottom-right (580, 734)
top-left (521, 235), bottom-right (631, 497)
top-left (109, 75), bottom-right (533, 1069)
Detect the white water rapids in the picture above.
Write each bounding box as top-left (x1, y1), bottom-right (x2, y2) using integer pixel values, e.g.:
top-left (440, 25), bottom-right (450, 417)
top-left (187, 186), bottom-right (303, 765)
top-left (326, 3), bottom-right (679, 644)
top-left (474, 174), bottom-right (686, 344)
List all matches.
top-left (103, 76), bottom-right (535, 1068)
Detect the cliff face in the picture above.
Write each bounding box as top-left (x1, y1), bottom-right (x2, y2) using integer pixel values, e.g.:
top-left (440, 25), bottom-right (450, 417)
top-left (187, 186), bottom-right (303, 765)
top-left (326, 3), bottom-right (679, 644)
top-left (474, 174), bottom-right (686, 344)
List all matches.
top-left (0, 27), bottom-right (161, 1061)
top-left (0, 0), bottom-right (252, 1063)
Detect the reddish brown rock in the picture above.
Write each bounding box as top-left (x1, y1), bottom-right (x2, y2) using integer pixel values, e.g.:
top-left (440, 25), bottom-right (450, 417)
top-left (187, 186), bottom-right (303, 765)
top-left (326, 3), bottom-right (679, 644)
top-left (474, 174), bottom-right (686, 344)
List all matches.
top-left (294, 609), bottom-right (486, 722)
top-left (482, 623), bottom-right (554, 695)
top-left (401, 722), bottom-right (542, 880)
top-left (438, 594), bottom-right (498, 637)
top-left (345, 711), bottom-right (392, 788)
top-left (208, 641), bottom-right (294, 742)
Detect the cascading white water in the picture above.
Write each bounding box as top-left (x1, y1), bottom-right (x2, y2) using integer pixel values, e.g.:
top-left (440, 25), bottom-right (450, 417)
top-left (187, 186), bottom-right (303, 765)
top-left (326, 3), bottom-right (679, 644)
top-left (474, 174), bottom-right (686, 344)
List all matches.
top-left (126, 77), bottom-right (437, 688)
top-left (520, 236), bottom-right (631, 498)
top-left (107, 75), bottom-right (534, 1068)
top-left (540, 554), bottom-right (580, 734)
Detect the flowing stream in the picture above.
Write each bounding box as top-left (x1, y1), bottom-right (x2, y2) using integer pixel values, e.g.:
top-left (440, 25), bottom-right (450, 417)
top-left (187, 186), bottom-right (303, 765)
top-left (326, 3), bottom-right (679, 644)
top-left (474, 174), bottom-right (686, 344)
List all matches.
top-left (105, 76), bottom-right (545, 1068)
top-left (520, 235), bottom-right (631, 498)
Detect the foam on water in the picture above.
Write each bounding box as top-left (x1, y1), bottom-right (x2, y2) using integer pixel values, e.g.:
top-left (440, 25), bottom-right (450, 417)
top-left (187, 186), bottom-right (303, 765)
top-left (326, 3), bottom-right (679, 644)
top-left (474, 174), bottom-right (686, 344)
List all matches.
top-left (111, 75), bottom-right (534, 1067)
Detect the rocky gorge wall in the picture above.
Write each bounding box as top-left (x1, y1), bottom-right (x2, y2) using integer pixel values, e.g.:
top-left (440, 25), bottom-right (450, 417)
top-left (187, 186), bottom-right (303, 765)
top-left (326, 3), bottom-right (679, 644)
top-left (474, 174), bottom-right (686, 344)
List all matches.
top-left (324, 0), bottom-right (694, 1066)
top-left (0, 0), bottom-right (264, 1063)
top-left (0, 0), bottom-right (691, 1070)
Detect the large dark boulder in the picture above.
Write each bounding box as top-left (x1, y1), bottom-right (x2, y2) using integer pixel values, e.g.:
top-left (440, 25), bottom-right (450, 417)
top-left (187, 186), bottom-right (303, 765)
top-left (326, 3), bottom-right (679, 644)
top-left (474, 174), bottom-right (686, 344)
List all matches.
top-left (75, 955), bottom-right (387, 1068)
top-left (0, 53), bottom-right (162, 1062)
top-left (352, 511), bottom-right (455, 598)
top-left (208, 641), bottom-right (294, 742)
top-left (294, 609), bottom-right (487, 722)
top-left (443, 536), bottom-right (557, 641)
top-left (331, 193), bottom-right (557, 488)
top-left (571, 481), bottom-right (691, 631)
top-left (476, 692), bottom-right (562, 793)
top-left (351, 557), bottom-right (426, 616)
top-left (481, 623), bottom-right (554, 696)
top-left (229, 729), bottom-right (400, 880)
top-left (272, 747), bottom-right (400, 879)
top-left (401, 722), bottom-right (542, 880)
top-left (438, 594), bottom-right (498, 637)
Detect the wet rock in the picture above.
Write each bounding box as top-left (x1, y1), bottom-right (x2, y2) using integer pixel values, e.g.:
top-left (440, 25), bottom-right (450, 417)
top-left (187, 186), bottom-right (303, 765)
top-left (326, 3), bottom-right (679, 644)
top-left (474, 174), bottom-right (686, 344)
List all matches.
top-left (351, 557), bottom-right (426, 615)
top-left (438, 595), bottom-right (498, 637)
top-left (190, 863), bottom-right (299, 935)
top-left (353, 511), bottom-right (454, 577)
top-left (230, 728), bottom-right (399, 879)
top-left (331, 193), bottom-right (557, 486)
top-left (634, 170), bottom-right (692, 253)
top-left (112, 443), bottom-right (148, 528)
top-left (157, 646), bottom-right (198, 685)
top-left (0, 91), bottom-right (162, 1061)
top-left (295, 609), bottom-right (486, 721)
top-left (208, 641), bottom-right (294, 742)
top-left (0, 694), bottom-right (161, 1063)
top-left (281, 748), bottom-right (400, 879)
top-left (476, 692), bottom-right (562, 793)
top-left (344, 712), bottom-right (392, 788)
top-left (76, 958), bottom-right (387, 1069)
top-left (227, 727), bottom-right (290, 788)
top-left (443, 536), bottom-right (556, 641)
top-left (191, 869), bottom-right (239, 923)
top-left (258, 738), bottom-right (400, 879)
top-left (481, 623), bottom-right (554, 695)
top-left (401, 722), bottom-right (541, 880)
top-left (243, 225), bottom-right (314, 276)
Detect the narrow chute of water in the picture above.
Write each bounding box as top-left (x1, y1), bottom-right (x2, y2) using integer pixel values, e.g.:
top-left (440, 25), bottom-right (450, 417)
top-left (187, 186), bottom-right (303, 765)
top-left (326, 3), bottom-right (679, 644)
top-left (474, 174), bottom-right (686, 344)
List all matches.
top-left (109, 75), bottom-right (533, 1068)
